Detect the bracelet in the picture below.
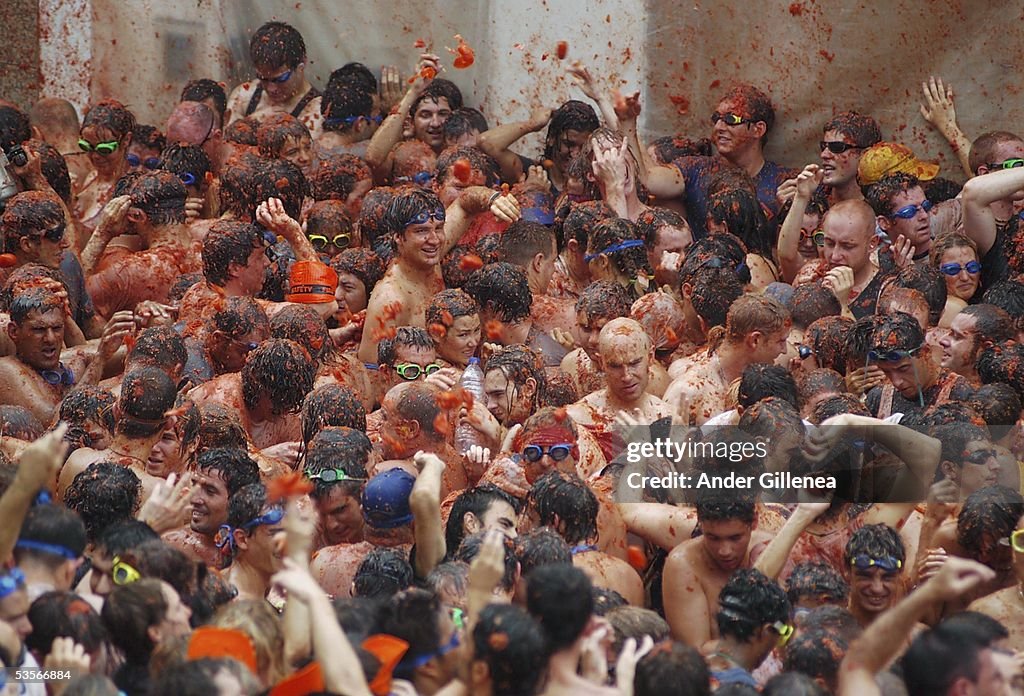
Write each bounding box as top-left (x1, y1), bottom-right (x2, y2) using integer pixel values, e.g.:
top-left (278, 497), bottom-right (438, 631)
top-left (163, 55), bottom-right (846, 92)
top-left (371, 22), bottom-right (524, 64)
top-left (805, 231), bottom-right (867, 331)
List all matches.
top-left (488, 190), bottom-right (501, 206)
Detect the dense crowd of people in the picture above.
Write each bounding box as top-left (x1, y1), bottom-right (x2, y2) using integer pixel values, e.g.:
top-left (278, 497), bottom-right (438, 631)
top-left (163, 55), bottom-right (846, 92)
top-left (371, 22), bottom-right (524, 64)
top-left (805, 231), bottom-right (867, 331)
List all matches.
top-left (0, 17), bottom-right (1023, 695)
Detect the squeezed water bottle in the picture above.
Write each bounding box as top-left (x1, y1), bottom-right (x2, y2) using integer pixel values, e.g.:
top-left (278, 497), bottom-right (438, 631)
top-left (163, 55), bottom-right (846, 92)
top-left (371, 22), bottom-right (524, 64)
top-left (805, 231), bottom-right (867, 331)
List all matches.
top-left (453, 357), bottom-right (487, 454)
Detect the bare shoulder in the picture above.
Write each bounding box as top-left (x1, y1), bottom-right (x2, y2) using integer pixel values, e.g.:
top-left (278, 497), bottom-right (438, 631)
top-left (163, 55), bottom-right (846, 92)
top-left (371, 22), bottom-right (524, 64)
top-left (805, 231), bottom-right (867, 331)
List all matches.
top-left (225, 81), bottom-right (258, 124)
top-left (967, 585), bottom-right (1012, 613)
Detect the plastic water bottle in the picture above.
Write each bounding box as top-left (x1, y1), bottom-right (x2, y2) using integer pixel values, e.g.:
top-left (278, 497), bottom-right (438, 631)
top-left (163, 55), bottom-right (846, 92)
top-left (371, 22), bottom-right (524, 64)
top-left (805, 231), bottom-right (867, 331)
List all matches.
top-left (454, 357), bottom-right (487, 454)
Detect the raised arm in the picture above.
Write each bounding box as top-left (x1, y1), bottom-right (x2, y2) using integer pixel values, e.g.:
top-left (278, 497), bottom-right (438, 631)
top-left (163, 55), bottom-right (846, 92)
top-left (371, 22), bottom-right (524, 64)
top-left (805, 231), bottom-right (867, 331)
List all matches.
top-left (443, 186), bottom-right (520, 255)
top-left (365, 54), bottom-right (440, 178)
top-left (753, 502), bottom-right (831, 580)
top-left (410, 451), bottom-right (447, 578)
top-left (256, 197), bottom-right (318, 262)
top-left (617, 92), bottom-right (686, 201)
top-left (777, 165), bottom-right (823, 282)
top-left (919, 76), bottom-right (973, 179)
top-left (80, 196), bottom-right (131, 277)
top-left (838, 557), bottom-right (994, 696)
top-left (281, 498), bottom-right (317, 668)
top-left (0, 426), bottom-right (68, 562)
top-left (960, 166), bottom-right (1024, 257)
top-left (477, 107), bottom-right (552, 185)
top-left (567, 62), bottom-right (619, 131)
top-left (616, 502), bottom-right (698, 551)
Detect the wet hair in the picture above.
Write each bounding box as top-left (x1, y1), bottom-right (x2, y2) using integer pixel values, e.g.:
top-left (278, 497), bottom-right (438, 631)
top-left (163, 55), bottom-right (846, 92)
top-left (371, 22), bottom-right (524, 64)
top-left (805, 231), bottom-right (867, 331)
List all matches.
top-left (635, 207), bottom-right (690, 247)
top-left (304, 426), bottom-right (371, 500)
top-left (116, 367), bottom-right (177, 439)
top-left (426, 560), bottom-right (469, 601)
top-left (649, 134), bottom-right (714, 163)
top-left (132, 125), bottom-right (165, 153)
top-left (983, 280), bottom-right (1024, 333)
top-left (217, 151), bottom-right (262, 217)
top-left (515, 526), bottom-right (573, 577)
top-left (932, 422), bottom-right (992, 472)
top-left (126, 170), bottom-right (188, 225)
top-left (0, 264), bottom-right (65, 313)
top-left (464, 262), bottom-right (533, 323)
top-left (738, 397), bottom-right (804, 449)
top-left (196, 404), bottom-right (247, 452)
top-left (560, 199), bottom-right (614, 253)
top-left (0, 104), bottom-right (31, 151)
top-left (867, 310), bottom-right (925, 355)
top-left (543, 100), bottom-right (599, 162)
top-left (688, 264), bottom-right (744, 330)
top-left (0, 405), bottom-right (43, 441)
top-left (301, 384), bottom-right (366, 443)
top-left (971, 383), bottom-right (1022, 441)
top-left (527, 472), bottom-right (597, 545)
top-left (322, 79), bottom-right (374, 132)
top-left (902, 618), bottom-right (1000, 694)
top-left (498, 219), bottom-right (555, 268)
top-left (8, 287), bottom-right (64, 326)
top-left (924, 177), bottom-right (962, 204)
top-left (472, 604), bottom-right (548, 696)
top-left (64, 462), bottom-right (142, 542)
top-left (823, 111), bottom-right (882, 149)
top-left (329, 62), bottom-right (377, 95)
top-left (426, 289), bottom-right (479, 338)
top-left (956, 485), bottom-right (1024, 556)
top-left (844, 523), bottom-right (905, 568)
top-left (434, 146), bottom-right (498, 188)
top-left (378, 588), bottom-right (443, 679)
top-left (388, 381), bottom-right (448, 439)
top-left (575, 279), bottom-right (633, 321)
top-left (454, 532), bottom-right (518, 592)
top-left (878, 286), bottom-right (929, 327)
top-left (378, 186), bottom-right (440, 238)
top-left (695, 487), bottom-right (756, 524)
top-left (708, 293), bottom-right (790, 354)
top-left (26, 591), bottom-right (108, 659)
top-left (305, 198), bottom-right (354, 240)
top-left (930, 232), bottom-right (978, 269)
top-left (680, 233), bottom-right (750, 287)
top-left (737, 365), bottom-right (799, 409)
top-left (796, 368), bottom-right (846, 405)
top-left (95, 519), bottom-right (160, 558)
top-left (866, 172), bottom-right (923, 218)
top-left (782, 629), bottom-right (846, 693)
top-left (201, 220), bottom-right (264, 286)
top-left (24, 139), bottom-right (72, 203)
top-left (484, 345), bottom-right (548, 413)
top-left (811, 393), bottom-right (871, 423)
top-left (721, 84), bottom-right (775, 138)
top-left (969, 130), bottom-right (1024, 174)
top-left (707, 188), bottom-right (774, 259)
top-left (526, 563), bottom-right (594, 651)
top-left (270, 304), bottom-right (333, 363)
top-left (241, 339), bottom-right (315, 415)
top-left (446, 484), bottom-right (521, 557)
top-left (127, 326), bottom-right (188, 376)
top-left (443, 108), bottom-right (489, 142)
top-left (310, 154), bottom-right (371, 202)
top-left (888, 265), bottom-right (947, 326)
top-left (716, 568), bottom-right (790, 641)
top-left (353, 548), bottom-right (414, 599)
top-left (786, 561), bottom-right (849, 606)
top-left (252, 157), bottom-right (307, 219)
top-left (101, 579), bottom-right (170, 665)
top-left (181, 79), bottom-right (227, 119)
top-left (1, 190), bottom-right (65, 252)
top-left (377, 325), bottom-right (434, 367)
top-left (633, 640), bottom-right (711, 696)
top-left (223, 118), bottom-right (259, 145)
top-left (805, 315), bottom-right (853, 375)
top-left (330, 247), bottom-right (386, 297)
top-left (195, 448), bottom-right (260, 495)
top-left (415, 77), bottom-right (463, 113)
top-left (16, 504), bottom-right (86, 567)
top-left (960, 304), bottom-right (1015, 346)
top-left (256, 113), bottom-right (309, 160)
top-left (587, 218), bottom-right (652, 281)
top-left (249, 21), bottom-right (306, 69)
top-left (82, 99), bottom-right (136, 141)
top-left (159, 143), bottom-right (210, 189)
top-left (787, 282), bottom-right (842, 329)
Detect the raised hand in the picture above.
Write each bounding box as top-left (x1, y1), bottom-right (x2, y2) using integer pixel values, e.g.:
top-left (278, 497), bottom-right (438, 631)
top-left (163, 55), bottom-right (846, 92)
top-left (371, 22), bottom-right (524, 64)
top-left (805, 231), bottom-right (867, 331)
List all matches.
top-left (919, 76), bottom-right (958, 136)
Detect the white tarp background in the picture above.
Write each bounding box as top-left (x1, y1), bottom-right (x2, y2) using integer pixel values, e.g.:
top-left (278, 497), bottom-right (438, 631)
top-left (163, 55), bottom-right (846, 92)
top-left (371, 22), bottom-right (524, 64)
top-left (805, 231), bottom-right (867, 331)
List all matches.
top-left (37, 0), bottom-right (1024, 180)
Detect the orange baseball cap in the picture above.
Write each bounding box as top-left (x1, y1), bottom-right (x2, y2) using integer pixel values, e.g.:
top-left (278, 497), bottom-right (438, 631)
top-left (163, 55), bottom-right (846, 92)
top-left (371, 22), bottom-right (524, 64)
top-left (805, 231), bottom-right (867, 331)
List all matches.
top-left (857, 142), bottom-right (940, 185)
top-left (286, 260), bottom-right (338, 304)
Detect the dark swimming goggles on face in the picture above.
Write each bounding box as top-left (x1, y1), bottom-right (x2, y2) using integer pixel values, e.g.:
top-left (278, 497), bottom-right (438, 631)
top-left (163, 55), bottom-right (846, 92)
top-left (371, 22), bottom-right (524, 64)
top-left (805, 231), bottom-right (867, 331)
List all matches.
top-left (798, 345), bottom-right (814, 360)
top-left (179, 172), bottom-right (198, 187)
top-left (258, 68), bottom-right (294, 84)
top-left (405, 207), bottom-right (446, 227)
top-left (866, 344), bottom-right (922, 363)
top-left (849, 555), bottom-right (902, 572)
top-left (939, 261), bottom-right (981, 276)
top-left (126, 153), bottom-right (161, 169)
top-left (889, 200), bottom-right (933, 219)
top-left (988, 158), bottom-right (1024, 170)
top-left (521, 443), bottom-right (573, 463)
top-left (963, 448), bottom-right (998, 466)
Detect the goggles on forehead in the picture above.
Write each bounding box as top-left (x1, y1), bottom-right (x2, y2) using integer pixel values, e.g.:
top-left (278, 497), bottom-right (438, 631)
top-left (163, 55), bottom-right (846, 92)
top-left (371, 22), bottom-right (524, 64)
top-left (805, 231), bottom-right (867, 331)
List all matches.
top-left (939, 261), bottom-right (981, 276)
top-left (78, 139), bottom-right (120, 155)
top-left (307, 468), bottom-right (366, 483)
top-left (111, 556), bottom-right (141, 586)
top-left (584, 238), bottom-right (645, 264)
top-left (849, 555), bottom-right (902, 572)
top-left (0, 568), bottom-right (25, 600)
top-left (243, 506), bottom-right (285, 530)
top-left (127, 153), bottom-right (161, 170)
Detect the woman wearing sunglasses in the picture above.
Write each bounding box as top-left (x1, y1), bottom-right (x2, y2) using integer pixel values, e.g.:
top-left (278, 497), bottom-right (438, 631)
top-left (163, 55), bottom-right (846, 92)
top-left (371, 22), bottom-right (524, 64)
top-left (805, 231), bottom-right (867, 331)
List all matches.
top-left (75, 99), bottom-right (135, 234)
top-left (931, 233), bottom-right (982, 327)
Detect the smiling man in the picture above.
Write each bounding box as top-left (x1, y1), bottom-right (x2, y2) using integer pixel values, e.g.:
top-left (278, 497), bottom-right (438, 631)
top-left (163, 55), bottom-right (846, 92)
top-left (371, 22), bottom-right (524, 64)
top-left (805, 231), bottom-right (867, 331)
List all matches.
top-left (843, 524), bottom-right (906, 627)
top-left (817, 112), bottom-right (882, 203)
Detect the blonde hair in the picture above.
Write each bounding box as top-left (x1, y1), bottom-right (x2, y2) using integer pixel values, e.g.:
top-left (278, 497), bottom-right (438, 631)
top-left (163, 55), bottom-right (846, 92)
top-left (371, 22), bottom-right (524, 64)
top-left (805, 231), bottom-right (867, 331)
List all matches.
top-left (707, 294), bottom-right (790, 353)
top-left (210, 601), bottom-right (285, 687)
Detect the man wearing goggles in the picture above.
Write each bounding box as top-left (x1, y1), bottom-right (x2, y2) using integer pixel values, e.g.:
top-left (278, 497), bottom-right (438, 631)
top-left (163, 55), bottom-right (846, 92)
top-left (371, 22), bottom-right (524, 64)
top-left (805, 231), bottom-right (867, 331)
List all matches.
top-left (218, 484), bottom-right (287, 602)
top-left (627, 83), bottom-right (795, 240)
top-left (867, 172), bottom-right (935, 261)
top-left (226, 21), bottom-right (323, 139)
top-left (843, 524), bottom-right (906, 626)
top-left (375, 326), bottom-right (443, 398)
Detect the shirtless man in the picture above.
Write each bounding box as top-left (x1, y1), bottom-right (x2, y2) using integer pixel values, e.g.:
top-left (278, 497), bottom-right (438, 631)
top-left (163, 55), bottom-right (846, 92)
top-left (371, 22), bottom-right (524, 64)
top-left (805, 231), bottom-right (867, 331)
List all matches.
top-left (162, 447), bottom-right (261, 568)
top-left (938, 304), bottom-right (1014, 386)
top-left (218, 483), bottom-right (285, 600)
top-left (567, 318), bottom-right (672, 462)
top-left (225, 21), bottom-right (323, 138)
top-left (57, 366), bottom-right (179, 503)
top-left (526, 471), bottom-right (643, 605)
top-left (662, 490), bottom-right (769, 650)
top-left (187, 338), bottom-right (315, 449)
top-left (968, 509), bottom-right (1024, 652)
top-left (496, 220), bottom-right (574, 334)
top-left (664, 295), bottom-right (789, 426)
top-left (0, 289), bottom-right (132, 423)
top-left (357, 186), bottom-right (515, 364)
top-left (559, 280), bottom-right (633, 398)
top-left (377, 381), bottom-right (469, 496)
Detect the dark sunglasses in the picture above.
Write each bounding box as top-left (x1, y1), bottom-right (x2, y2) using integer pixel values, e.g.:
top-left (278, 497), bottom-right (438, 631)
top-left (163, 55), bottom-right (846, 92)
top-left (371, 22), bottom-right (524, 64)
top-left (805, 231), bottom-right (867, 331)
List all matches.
top-left (127, 153), bottom-right (161, 169)
top-left (406, 207), bottom-right (446, 227)
top-left (987, 158), bottom-right (1024, 170)
top-left (889, 200), bottom-right (933, 219)
top-left (710, 112), bottom-right (753, 126)
top-left (964, 448), bottom-right (998, 466)
top-left (309, 233), bottom-right (351, 251)
top-left (522, 443), bottom-right (573, 463)
top-left (258, 68), bottom-right (293, 84)
top-left (850, 555), bottom-right (902, 572)
top-left (820, 141), bottom-right (863, 155)
top-left (395, 363), bottom-right (441, 380)
top-left (939, 261), bottom-right (981, 276)
top-left (33, 220), bottom-right (67, 243)
top-left (78, 138), bottom-right (120, 155)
